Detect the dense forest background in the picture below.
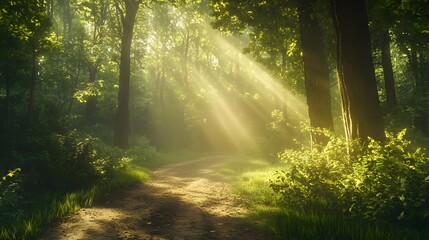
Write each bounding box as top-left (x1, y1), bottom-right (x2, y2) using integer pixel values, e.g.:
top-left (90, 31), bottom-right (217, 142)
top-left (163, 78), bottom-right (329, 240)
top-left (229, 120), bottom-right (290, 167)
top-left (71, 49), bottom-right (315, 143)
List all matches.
top-left (0, 0), bottom-right (428, 239)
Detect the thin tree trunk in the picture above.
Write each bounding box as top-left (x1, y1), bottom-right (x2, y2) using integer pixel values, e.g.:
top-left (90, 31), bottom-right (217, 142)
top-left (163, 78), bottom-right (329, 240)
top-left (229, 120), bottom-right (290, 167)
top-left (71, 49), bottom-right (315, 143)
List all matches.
top-left (26, 42), bottom-right (38, 126)
top-left (67, 64), bottom-right (81, 115)
top-left (114, 0), bottom-right (142, 149)
top-left (85, 66), bottom-right (97, 122)
top-left (47, 0), bottom-right (54, 19)
top-left (5, 77), bottom-right (11, 128)
top-left (331, 0), bottom-right (385, 141)
top-left (381, 29), bottom-right (397, 111)
top-left (159, 68), bottom-right (165, 114)
top-left (297, 0), bottom-right (334, 143)
top-left (410, 48), bottom-right (428, 134)
top-left (419, 51), bottom-right (428, 134)
top-left (181, 31), bottom-right (190, 85)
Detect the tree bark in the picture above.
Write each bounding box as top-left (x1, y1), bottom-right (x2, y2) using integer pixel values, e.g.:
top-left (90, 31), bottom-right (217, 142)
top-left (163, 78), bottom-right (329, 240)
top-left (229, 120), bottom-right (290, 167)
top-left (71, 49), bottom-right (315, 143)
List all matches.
top-left (331, 0), bottom-right (385, 141)
top-left (5, 76), bottom-right (11, 128)
top-left (408, 48), bottom-right (428, 134)
top-left (85, 66), bottom-right (97, 123)
top-left (181, 31), bottom-right (190, 85)
top-left (114, 0), bottom-right (141, 149)
top-left (297, 0), bottom-right (334, 143)
top-left (381, 29), bottom-right (397, 111)
top-left (25, 42), bottom-right (38, 126)
top-left (67, 64), bottom-right (81, 115)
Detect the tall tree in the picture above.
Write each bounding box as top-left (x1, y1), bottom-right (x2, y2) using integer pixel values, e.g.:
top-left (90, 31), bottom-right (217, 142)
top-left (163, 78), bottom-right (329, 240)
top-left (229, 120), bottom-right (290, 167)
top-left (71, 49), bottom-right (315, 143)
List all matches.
top-left (0, 0), bottom-right (52, 126)
top-left (331, 0), bottom-right (385, 141)
top-left (113, 0), bottom-right (142, 148)
top-left (297, 0), bottom-right (334, 143)
top-left (380, 29), bottom-right (397, 110)
top-left (367, 0), bottom-right (398, 112)
top-left (393, 0), bottom-right (429, 135)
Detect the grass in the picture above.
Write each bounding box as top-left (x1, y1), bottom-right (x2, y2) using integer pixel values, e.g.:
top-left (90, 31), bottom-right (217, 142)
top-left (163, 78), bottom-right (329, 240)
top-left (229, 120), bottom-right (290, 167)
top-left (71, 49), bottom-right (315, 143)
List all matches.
top-left (225, 155), bottom-right (427, 240)
top-left (0, 166), bottom-right (149, 240)
top-left (268, 209), bottom-right (424, 240)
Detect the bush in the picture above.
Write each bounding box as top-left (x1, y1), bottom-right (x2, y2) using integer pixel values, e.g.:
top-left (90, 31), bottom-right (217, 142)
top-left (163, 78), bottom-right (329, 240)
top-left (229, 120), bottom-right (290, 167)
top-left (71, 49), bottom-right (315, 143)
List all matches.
top-left (127, 136), bottom-right (157, 165)
top-left (349, 131), bottom-right (429, 223)
top-left (0, 169), bottom-right (23, 221)
top-left (270, 129), bottom-right (429, 226)
top-left (22, 130), bottom-right (102, 192)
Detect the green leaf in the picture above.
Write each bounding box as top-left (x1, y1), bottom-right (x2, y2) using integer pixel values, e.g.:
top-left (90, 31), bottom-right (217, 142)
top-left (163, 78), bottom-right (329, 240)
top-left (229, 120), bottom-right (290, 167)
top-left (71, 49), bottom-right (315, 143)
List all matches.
top-left (397, 211), bottom-right (405, 220)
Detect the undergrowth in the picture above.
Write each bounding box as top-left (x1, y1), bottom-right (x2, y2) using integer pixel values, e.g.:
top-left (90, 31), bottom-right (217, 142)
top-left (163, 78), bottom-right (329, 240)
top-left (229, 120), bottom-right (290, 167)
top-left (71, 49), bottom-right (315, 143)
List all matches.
top-left (226, 129), bottom-right (429, 239)
top-left (0, 124), bottom-right (155, 240)
top-left (268, 128), bottom-right (429, 239)
top-left (268, 208), bottom-right (424, 240)
top-left (0, 166), bottom-right (149, 240)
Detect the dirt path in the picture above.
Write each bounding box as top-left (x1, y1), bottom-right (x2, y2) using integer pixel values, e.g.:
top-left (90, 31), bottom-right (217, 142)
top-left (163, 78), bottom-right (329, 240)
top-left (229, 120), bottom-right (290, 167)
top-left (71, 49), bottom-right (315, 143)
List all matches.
top-left (39, 156), bottom-right (274, 240)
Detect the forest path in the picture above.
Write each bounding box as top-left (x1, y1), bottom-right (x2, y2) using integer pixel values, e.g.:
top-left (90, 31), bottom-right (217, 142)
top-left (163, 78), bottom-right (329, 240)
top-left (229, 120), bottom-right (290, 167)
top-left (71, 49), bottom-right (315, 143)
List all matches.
top-left (39, 156), bottom-right (274, 240)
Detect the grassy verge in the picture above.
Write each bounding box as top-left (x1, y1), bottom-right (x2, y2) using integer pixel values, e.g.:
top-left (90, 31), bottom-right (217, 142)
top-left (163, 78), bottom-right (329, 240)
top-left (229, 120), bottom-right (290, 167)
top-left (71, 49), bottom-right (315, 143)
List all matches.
top-left (226, 155), bottom-right (426, 240)
top-left (268, 209), bottom-right (424, 240)
top-left (0, 166), bottom-right (149, 240)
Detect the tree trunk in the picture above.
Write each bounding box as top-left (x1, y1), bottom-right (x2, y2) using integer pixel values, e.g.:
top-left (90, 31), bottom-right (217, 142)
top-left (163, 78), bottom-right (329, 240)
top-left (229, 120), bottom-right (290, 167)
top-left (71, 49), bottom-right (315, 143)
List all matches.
top-left (114, 0), bottom-right (141, 149)
top-left (5, 77), bottom-right (11, 128)
top-left (85, 66), bottom-right (97, 123)
top-left (67, 64), bottom-right (81, 115)
top-left (409, 48), bottom-right (428, 134)
top-left (46, 0), bottom-right (54, 19)
top-left (381, 29), bottom-right (397, 111)
top-left (181, 31), bottom-right (190, 85)
top-left (297, 0), bottom-right (334, 143)
top-left (25, 42), bottom-right (38, 126)
top-left (331, 0), bottom-right (385, 141)
top-left (61, 0), bottom-right (73, 38)
top-left (418, 51), bottom-right (428, 134)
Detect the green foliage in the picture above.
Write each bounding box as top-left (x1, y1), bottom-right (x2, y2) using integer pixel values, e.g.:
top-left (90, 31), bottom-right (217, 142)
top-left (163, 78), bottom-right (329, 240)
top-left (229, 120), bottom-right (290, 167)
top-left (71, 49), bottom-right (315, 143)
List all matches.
top-left (262, 109), bottom-right (302, 157)
top-left (0, 169), bottom-right (23, 221)
top-left (270, 129), bottom-right (429, 227)
top-left (348, 131), bottom-right (429, 223)
top-left (210, 0), bottom-right (305, 92)
top-left (22, 130), bottom-right (102, 192)
top-left (74, 80), bottom-right (104, 103)
top-left (127, 136), bottom-right (158, 165)
top-left (0, 124), bottom-right (154, 240)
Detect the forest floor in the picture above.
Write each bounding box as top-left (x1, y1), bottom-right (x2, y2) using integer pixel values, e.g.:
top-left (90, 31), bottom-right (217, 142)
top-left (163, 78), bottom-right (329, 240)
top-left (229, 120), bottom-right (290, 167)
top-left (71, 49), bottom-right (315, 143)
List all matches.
top-left (38, 156), bottom-right (274, 240)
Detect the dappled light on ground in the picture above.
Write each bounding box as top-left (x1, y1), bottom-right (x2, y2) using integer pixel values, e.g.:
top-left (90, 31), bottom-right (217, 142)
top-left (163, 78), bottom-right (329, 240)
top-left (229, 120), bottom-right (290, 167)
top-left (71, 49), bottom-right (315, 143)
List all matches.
top-left (39, 156), bottom-right (274, 240)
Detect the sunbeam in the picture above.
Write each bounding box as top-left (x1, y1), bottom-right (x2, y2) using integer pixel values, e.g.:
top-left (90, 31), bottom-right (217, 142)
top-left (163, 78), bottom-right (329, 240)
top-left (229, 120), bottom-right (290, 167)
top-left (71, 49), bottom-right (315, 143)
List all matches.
top-left (206, 26), bottom-right (309, 122)
top-left (189, 65), bottom-right (261, 152)
top-left (144, 3), bottom-right (312, 153)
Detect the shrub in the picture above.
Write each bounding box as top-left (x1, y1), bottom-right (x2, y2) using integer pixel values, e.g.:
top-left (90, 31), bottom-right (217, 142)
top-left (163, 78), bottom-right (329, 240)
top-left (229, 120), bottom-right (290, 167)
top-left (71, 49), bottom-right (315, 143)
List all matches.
top-left (270, 129), bottom-right (429, 226)
top-left (348, 131), bottom-right (429, 223)
top-left (127, 136), bottom-right (157, 165)
top-left (22, 130), bottom-right (101, 192)
top-left (0, 169), bottom-right (23, 221)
